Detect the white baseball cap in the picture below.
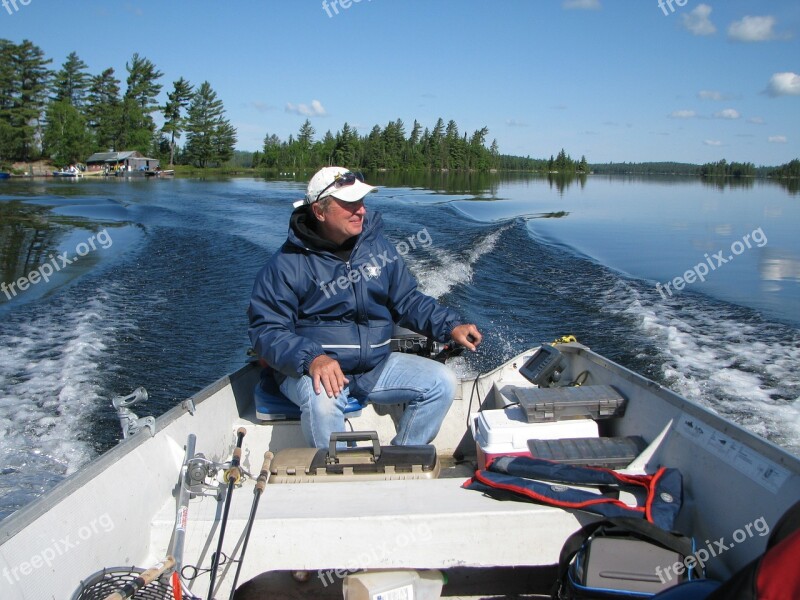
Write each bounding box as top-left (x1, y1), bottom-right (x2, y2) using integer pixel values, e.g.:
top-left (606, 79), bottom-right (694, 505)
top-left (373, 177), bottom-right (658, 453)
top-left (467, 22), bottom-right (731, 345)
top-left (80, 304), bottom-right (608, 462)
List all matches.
top-left (293, 167), bottom-right (377, 209)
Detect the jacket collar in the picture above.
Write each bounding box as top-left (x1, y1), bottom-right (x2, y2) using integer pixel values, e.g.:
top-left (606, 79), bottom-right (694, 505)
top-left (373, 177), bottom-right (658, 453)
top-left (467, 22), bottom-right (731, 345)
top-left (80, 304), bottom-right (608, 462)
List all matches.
top-left (287, 206), bottom-right (382, 253)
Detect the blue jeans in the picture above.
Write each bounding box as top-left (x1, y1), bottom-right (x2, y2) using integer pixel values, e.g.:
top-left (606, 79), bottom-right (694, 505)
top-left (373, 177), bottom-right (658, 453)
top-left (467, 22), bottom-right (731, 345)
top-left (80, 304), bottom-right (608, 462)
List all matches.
top-left (279, 353), bottom-right (457, 449)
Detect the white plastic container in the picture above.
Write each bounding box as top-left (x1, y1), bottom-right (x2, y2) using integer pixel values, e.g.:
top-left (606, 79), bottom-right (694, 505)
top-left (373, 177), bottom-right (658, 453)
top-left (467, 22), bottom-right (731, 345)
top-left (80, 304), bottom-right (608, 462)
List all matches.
top-left (342, 569), bottom-right (445, 600)
top-left (473, 405), bottom-right (599, 468)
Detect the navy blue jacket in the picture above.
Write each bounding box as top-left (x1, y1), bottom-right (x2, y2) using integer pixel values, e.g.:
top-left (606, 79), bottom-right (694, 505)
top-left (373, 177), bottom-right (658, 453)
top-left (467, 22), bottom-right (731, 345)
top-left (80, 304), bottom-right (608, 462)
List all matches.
top-left (248, 209), bottom-right (462, 398)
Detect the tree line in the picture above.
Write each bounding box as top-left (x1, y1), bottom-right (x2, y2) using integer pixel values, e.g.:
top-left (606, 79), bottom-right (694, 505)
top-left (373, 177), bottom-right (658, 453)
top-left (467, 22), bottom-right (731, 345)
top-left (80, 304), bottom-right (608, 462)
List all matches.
top-left (591, 159), bottom-right (799, 179)
top-left (0, 39), bottom-right (237, 168)
top-left (256, 118), bottom-right (502, 172)
top-left (497, 149), bottom-right (589, 174)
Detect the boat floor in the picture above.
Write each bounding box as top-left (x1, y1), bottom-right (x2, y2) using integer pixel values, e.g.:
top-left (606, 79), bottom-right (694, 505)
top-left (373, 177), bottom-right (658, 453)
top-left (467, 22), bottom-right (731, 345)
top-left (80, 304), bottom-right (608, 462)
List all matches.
top-left (233, 566), bottom-right (557, 599)
top-left (158, 458), bottom-right (582, 599)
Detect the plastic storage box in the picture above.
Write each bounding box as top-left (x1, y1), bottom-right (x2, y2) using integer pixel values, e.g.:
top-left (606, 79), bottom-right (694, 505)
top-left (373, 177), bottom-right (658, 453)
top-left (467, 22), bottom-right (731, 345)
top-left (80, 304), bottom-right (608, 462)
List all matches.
top-left (527, 436), bottom-right (646, 468)
top-left (473, 405), bottom-right (598, 469)
top-left (511, 384), bottom-right (627, 423)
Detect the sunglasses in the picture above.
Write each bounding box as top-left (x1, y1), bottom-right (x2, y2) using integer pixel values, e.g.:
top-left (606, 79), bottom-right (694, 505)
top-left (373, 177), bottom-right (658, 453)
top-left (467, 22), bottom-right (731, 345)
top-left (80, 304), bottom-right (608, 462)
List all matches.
top-left (315, 171), bottom-right (365, 203)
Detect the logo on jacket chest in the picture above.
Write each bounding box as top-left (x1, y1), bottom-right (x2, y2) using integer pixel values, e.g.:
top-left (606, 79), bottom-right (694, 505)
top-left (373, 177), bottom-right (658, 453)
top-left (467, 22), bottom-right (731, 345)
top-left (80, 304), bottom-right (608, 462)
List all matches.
top-left (363, 265), bottom-right (381, 279)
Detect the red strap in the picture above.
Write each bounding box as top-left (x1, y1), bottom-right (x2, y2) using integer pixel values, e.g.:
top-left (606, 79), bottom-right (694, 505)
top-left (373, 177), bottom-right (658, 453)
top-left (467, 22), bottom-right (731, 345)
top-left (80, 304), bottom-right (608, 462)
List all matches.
top-left (756, 528), bottom-right (800, 599)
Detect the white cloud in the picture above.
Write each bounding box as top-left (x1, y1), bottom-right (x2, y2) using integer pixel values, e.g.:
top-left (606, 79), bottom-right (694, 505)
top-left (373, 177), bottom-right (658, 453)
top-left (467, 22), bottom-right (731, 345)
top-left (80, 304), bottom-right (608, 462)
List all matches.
top-left (682, 5), bottom-right (716, 36)
top-left (714, 108), bottom-right (741, 119)
top-left (768, 136), bottom-right (788, 144)
top-left (766, 72), bottom-right (800, 97)
top-left (285, 100), bottom-right (327, 117)
top-left (728, 16), bottom-right (785, 42)
top-left (506, 119), bottom-right (530, 128)
top-left (748, 117), bottom-right (765, 125)
top-left (698, 90), bottom-right (724, 101)
top-left (704, 139), bottom-right (723, 146)
top-left (563, 0), bottom-right (601, 9)
top-left (669, 110), bottom-right (697, 119)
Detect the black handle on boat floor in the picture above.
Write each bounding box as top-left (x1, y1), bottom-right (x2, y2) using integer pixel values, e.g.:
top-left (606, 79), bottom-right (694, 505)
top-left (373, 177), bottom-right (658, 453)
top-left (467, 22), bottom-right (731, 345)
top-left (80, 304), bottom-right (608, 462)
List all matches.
top-left (228, 451), bottom-right (274, 600)
top-left (328, 430), bottom-right (381, 461)
top-left (103, 556), bottom-right (175, 600)
top-left (208, 427), bottom-right (246, 600)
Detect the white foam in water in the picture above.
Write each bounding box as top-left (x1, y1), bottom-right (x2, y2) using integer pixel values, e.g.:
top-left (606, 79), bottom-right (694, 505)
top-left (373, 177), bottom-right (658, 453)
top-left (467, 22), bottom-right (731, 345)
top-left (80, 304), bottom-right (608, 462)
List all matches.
top-left (413, 225), bottom-right (512, 299)
top-left (0, 286), bottom-right (122, 517)
top-left (602, 278), bottom-right (800, 454)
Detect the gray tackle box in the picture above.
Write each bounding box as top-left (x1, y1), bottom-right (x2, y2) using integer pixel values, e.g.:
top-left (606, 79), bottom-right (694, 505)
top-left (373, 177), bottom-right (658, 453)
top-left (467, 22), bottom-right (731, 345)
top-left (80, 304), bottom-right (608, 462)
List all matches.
top-left (511, 384), bottom-right (627, 423)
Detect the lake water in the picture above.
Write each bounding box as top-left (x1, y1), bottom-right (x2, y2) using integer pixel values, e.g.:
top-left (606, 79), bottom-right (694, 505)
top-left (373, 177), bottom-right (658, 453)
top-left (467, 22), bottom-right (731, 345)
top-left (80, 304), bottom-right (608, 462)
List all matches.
top-left (0, 173), bottom-right (798, 520)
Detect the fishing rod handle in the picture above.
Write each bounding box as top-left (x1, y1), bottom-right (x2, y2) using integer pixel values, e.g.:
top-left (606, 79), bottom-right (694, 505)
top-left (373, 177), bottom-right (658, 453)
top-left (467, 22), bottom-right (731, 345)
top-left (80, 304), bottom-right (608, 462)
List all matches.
top-left (103, 556), bottom-right (176, 600)
top-left (225, 428), bottom-right (247, 483)
top-left (256, 451), bottom-right (274, 493)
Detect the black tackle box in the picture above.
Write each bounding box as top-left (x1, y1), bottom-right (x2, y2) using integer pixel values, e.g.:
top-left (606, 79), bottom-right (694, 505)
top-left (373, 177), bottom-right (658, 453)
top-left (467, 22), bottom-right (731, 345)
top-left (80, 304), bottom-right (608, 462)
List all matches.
top-left (527, 436), bottom-right (647, 469)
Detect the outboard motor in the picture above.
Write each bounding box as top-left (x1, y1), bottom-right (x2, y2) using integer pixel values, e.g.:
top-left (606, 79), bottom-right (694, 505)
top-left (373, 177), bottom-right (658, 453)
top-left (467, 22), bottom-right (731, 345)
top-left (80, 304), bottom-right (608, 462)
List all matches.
top-left (390, 325), bottom-right (464, 363)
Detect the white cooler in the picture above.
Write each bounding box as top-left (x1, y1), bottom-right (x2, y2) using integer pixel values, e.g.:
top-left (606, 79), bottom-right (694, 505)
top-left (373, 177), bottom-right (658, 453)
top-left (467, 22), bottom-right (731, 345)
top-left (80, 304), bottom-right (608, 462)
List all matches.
top-left (472, 405), bottom-right (599, 469)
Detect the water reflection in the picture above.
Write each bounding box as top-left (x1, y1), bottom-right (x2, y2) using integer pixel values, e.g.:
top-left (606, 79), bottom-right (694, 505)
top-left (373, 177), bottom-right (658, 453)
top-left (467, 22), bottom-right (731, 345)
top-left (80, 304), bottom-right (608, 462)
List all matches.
top-left (0, 198), bottom-right (128, 302)
top-left (0, 201), bottom-right (63, 289)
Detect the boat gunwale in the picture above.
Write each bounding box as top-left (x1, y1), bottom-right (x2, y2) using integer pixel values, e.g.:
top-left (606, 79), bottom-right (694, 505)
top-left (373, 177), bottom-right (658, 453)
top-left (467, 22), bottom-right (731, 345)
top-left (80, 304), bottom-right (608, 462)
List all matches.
top-left (0, 363), bottom-right (257, 543)
top-left (569, 344), bottom-right (800, 471)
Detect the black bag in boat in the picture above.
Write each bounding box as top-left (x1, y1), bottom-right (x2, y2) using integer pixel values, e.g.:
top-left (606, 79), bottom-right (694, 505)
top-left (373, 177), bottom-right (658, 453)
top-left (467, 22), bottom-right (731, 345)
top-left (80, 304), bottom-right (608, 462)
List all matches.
top-left (553, 517), bottom-right (704, 599)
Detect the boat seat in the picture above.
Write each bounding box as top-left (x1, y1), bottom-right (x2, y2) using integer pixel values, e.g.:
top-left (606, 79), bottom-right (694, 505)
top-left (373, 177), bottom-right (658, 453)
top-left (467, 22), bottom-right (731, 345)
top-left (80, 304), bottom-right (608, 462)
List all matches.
top-left (526, 436), bottom-right (647, 469)
top-left (254, 373), bottom-right (365, 421)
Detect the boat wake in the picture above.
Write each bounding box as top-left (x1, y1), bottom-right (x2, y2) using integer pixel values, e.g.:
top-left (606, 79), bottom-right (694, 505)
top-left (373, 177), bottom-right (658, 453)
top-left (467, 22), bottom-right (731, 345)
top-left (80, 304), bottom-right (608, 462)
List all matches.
top-left (601, 277), bottom-right (800, 454)
top-left (410, 224), bottom-right (515, 299)
top-left (517, 223), bottom-right (800, 456)
top-left (0, 284), bottom-right (128, 519)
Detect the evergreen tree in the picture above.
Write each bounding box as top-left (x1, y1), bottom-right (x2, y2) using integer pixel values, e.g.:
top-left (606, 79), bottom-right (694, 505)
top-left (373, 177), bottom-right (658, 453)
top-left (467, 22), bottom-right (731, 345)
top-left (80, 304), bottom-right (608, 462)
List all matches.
top-left (52, 52), bottom-right (90, 107)
top-left (118, 96), bottom-right (152, 154)
top-left (161, 77), bottom-right (193, 166)
top-left (429, 118), bottom-right (445, 169)
top-left (125, 53), bottom-right (163, 113)
top-left (0, 40), bottom-right (52, 161)
top-left (213, 119), bottom-right (237, 165)
top-left (334, 122), bottom-right (356, 166)
top-left (121, 54), bottom-right (162, 153)
top-left (296, 119), bottom-right (315, 166)
top-left (85, 68), bottom-right (122, 151)
top-left (185, 81), bottom-right (237, 167)
top-left (489, 139), bottom-right (500, 169)
top-left (0, 40), bottom-right (17, 161)
top-left (262, 133), bottom-right (282, 168)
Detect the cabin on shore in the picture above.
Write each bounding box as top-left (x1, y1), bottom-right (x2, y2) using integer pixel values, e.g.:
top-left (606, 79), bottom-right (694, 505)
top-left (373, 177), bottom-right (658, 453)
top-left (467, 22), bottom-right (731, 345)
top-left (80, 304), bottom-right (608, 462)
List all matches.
top-left (86, 151), bottom-right (160, 174)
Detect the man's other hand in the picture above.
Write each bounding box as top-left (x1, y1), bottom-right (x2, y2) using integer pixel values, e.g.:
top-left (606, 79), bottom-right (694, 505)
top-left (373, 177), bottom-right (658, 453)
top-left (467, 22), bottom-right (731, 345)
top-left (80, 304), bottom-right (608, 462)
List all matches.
top-left (451, 324), bottom-right (483, 352)
top-left (309, 354), bottom-right (350, 397)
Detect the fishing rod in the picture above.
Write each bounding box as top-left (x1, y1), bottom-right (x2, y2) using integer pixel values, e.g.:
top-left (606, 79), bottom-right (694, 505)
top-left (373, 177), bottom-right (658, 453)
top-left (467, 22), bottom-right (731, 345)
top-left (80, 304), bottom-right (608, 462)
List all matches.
top-left (102, 556), bottom-right (176, 600)
top-left (228, 451), bottom-right (274, 599)
top-left (208, 427), bottom-right (246, 600)
top-left (169, 434), bottom-right (196, 600)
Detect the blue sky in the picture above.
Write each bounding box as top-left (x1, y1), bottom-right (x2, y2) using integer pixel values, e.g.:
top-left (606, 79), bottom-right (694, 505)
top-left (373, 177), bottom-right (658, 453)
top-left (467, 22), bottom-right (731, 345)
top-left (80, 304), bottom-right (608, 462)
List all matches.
top-left (2, 0), bottom-right (798, 165)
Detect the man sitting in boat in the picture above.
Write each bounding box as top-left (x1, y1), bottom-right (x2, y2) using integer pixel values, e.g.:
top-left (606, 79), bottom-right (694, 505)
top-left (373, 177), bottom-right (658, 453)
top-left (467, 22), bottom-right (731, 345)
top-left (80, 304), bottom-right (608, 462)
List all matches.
top-left (248, 166), bottom-right (481, 449)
